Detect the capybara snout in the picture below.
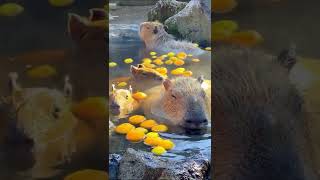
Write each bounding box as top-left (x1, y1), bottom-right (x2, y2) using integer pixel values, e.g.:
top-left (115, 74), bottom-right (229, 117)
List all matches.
top-left (183, 97), bottom-right (209, 131)
top-left (184, 118), bottom-right (208, 130)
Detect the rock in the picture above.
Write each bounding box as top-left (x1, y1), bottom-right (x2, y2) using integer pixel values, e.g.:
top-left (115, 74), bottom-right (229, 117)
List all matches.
top-left (109, 154), bottom-right (122, 180)
top-left (165, 0), bottom-right (211, 45)
top-left (118, 148), bottom-right (210, 180)
top-left (117, 0), bottom-right (158, 6)
top-left (147, 0), bottom-right (187, 23)
top-left (160, 159), bottom-right (210, 180)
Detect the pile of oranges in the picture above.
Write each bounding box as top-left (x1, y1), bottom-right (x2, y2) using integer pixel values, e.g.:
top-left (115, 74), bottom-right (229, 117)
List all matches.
top-left (114, 115), bottom-right (175, 156)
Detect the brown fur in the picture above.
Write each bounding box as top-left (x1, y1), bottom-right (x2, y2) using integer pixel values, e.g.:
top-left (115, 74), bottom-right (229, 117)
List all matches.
top-left (109, 86), bottom-right (139, 118)
top-left (67, 9), bottom-right (107, 49)
top-left (139, 21), bottom-right (204, 55)
top-left (142, 76), bottom-right (211, 129)
top-left (110, 64), bottom-right (166, 92)
top-left (212, 46), bottom-right (317, 180)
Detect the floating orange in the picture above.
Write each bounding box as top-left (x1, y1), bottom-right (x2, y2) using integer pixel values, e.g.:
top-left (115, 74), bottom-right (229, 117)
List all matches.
top-left (128, 115), bottom-right (146, 125)
top-left (151, 124), bottom-right (168, 132)
top-left (115, 123), bottom-right (135, 134)
top-left (126, 129), bottom-right (145, 142)
top-left (227, 30), bottom-right (264, 47)
top-left (132, 92), bottom-right (147, 100)
top-left (213, 0), bottom-right (238, 14)
top-left (140, 120), bottom-right (158, 129)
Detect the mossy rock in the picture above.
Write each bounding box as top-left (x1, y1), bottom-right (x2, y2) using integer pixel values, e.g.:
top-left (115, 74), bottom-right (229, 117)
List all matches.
top-left (147, 0), bottom-right (187, 23)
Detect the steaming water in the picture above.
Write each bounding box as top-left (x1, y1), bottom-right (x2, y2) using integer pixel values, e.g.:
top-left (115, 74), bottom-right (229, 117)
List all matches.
top-left (109, 23), bottom-right (212, 161)
top-left (0, 1), bottom-right (106, 179)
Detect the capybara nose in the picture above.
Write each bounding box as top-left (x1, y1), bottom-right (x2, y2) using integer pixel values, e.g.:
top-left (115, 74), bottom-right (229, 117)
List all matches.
top-left (111, 104), bottom-right (120, 109)
top-left (157, 76), bottom-right (164, 81)
top-left (110, 102), bottom-right (120, 109)
top-left (185, 118), bottom-right (208, 125)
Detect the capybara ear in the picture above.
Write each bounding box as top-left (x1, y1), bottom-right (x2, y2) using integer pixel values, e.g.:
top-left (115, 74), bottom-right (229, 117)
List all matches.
top-left (153, 26), bottom-right (158, 34)
top-left (130, 65), bottom-right (138, 74)
top-left (8, 72), bottom-right (19, 92)
top-left (111, 84), bottom-right (116, 92)
top-left (163, 79), bottom-right (172, 91)
top-left (89, 8), bottom-right (106, 21)
top-left (197, 75), bottom-right (204, 84)
top-left (164, 25), bottom-right (169, 32)
top-left (277, 43), bottom-right (297, 72)
top-left (63, 75), bottom-right (72, 98)
top-left (67, 13), bottom-right (88, 40)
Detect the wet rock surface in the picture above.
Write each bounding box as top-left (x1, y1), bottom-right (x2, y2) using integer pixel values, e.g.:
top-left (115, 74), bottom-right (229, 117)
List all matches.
top-left (164, 0), bottom-right (211, 45)
top-left (116, 148), bottom-right (210, 180)
top-left (147, 0), bottom-right (187, 23)
top-left (109, 154), bottom-right (122, 180)
top-left (115, 0), bottom-right (159, 6)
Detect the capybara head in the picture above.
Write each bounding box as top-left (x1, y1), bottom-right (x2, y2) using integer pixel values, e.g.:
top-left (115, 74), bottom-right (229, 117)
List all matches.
top-left (161, 76), bottom-right (210, 134)
top-left (212, 47), bottom-right (316, 180)
top-left (139, 21), bottom-right (166, 44)
top-left (17, 89), bottom-right (77, 140)
top-left (130, 64), bottom-right (165, 82)
top-left (109, 84), bottom-right (135, 117)
top-left (7, 73), bottom-right (76, 143)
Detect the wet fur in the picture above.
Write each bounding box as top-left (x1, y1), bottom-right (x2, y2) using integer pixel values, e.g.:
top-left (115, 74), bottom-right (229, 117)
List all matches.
top-left (139, 22), bottom-right (206, 55)
top-left (142, 77), bottom-right (211, 128)
top-left (213, 47), bottom-right (316, 180)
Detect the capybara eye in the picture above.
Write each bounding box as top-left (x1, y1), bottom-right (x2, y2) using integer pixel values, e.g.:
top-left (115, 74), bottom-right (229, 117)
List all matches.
top-left (171, 94), bottom-right (176, 99)
top-left (52, 106), bottom-right (60, 119)
top-left (201, 91), bottom-right (206, 98)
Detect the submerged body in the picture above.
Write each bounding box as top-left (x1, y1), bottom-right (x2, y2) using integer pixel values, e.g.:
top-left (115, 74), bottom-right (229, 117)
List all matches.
top-left (139, 21), bottom-right (210, 58)
top-left (109, 64), bottom-right (166, 92)
top-left (212, 46), bottom-right (317, 180)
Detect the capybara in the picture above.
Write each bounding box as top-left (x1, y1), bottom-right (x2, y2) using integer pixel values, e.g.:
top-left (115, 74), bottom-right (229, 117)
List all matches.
top-left (142, 76), bottom-right (211, 134)
top-left (2, 73), bottom-right (105, 179)
top-left (139, 21), bottom-right (208, 56)
top-left (212, 46), bottom-right (317, 180)
top-left (110, 64), bottom-right (166, 92)
top-left (109, 84), bottom-right (139, 118)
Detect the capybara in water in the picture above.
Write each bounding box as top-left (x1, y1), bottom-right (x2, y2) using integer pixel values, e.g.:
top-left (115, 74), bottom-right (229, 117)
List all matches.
top-left (2, 73), bottom-right (105, 179)
top-left (142, 76), bottom-right (211, 134)
top-left (139, 21), bottom-right (208, 56)
top-left (109, 64), bottom-right (166, 92)
top-left (109, 84), bottom-right (139, 118)
top-left (212, 46), bottom-right (317, 180)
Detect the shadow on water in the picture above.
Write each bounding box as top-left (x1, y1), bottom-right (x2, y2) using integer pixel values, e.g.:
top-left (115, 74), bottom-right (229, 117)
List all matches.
top-left (0, 1), bottom-right (107, 179)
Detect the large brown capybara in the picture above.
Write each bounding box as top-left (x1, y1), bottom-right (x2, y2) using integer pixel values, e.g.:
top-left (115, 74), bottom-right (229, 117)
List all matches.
top-left (142, 76), bottom-right (211, 135)
top-left (213, 46), bottom-right (318, 180)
